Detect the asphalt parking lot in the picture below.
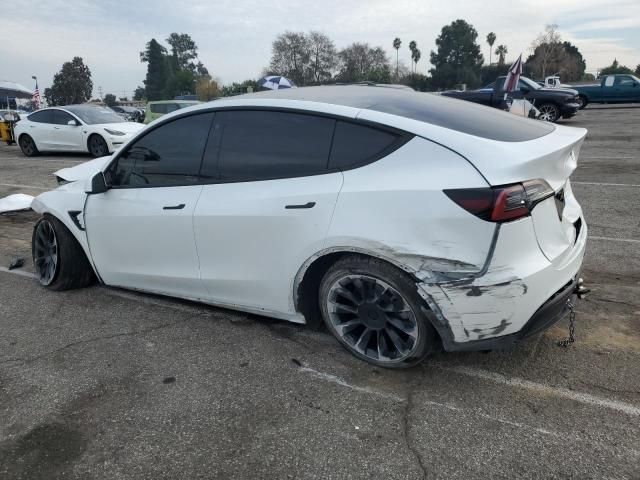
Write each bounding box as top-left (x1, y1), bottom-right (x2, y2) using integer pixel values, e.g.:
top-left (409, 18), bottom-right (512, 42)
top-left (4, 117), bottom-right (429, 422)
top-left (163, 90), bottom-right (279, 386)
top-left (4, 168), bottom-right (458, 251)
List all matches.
top-left (1, 106), bottom-right (639, 479)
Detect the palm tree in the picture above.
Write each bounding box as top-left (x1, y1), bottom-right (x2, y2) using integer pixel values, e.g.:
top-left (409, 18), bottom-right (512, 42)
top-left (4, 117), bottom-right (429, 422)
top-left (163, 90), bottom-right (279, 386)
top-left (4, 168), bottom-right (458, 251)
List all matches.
top-left (409, 40), bottom-right (417, 73)
top-left (486, 32), bottom-right (496, 65)
top-left (393, 37), bottom-right (402, 79)
top-left (412, 48), bottom-right (421, 73)
top-left (495, 45), bottom-right (508, 65)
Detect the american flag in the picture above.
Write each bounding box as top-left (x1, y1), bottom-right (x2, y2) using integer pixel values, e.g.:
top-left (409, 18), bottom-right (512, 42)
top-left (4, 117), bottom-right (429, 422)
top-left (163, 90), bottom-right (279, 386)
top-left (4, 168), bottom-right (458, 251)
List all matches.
top-left (503, 54), bottom-right (523, 92)
top-left (32, 81), bottom-right (40, 109)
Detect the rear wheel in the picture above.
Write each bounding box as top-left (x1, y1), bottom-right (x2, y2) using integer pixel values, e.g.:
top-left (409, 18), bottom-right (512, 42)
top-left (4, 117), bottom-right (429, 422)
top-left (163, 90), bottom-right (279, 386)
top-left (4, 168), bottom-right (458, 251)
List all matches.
top-left (88, 134), bottom-right (109, 157)
top-left (576, 95), bottom-right (588, 110)
top-left (19, 134), bottom-right (39, 157)
top-left (319, 255), bottom-right (437, 368)
top-left (537, 103), bottom-right (561, 123)
top-left (32, 214), bottom-right (95, 290)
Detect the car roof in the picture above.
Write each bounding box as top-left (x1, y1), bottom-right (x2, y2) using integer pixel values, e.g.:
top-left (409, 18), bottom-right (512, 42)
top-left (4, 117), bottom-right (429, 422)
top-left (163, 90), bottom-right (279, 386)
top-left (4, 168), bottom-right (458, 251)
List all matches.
top-left (230, 85), bottom-right (554, 142)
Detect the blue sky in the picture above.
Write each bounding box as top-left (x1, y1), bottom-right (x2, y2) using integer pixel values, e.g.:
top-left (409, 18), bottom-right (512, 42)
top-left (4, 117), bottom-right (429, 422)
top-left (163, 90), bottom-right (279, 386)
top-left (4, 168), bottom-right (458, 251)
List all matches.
top-left (3, 0), bottom-right (639, 97)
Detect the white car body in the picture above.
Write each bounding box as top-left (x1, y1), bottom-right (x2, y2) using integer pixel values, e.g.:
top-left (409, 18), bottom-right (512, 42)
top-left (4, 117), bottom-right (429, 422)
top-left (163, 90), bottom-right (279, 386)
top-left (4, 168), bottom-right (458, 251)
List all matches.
top-left (14, 106), bottom-right (144, 155)
top-left (31, 86), bottom-right (587, 357)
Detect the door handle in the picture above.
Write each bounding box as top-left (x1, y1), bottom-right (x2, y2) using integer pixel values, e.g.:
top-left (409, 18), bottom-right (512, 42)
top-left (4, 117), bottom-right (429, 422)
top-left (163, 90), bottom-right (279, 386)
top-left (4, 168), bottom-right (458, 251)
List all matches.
top-left (163, 203), bottom-right (185, 210)
top-left (285, 202), bottom-right (316, 209)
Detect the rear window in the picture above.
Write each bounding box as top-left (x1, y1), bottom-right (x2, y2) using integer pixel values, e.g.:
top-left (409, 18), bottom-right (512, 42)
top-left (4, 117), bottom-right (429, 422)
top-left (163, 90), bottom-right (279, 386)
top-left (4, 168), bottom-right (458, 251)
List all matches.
top-left (367, 92), bottom-right (554, 142)
top-left (150, 104), bottom-right (167, 114)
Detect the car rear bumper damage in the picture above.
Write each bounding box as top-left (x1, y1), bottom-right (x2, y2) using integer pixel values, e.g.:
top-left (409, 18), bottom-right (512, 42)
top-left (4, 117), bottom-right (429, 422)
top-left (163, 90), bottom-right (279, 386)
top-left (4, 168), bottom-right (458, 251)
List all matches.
top-left (416, 213), bottom-right (588, 352)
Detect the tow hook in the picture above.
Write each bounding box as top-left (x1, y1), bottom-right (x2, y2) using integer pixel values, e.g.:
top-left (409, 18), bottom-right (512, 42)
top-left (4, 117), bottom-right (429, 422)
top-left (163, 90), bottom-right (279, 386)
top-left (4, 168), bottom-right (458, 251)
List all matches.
top-left (575, 278), bottom-right (590, 299)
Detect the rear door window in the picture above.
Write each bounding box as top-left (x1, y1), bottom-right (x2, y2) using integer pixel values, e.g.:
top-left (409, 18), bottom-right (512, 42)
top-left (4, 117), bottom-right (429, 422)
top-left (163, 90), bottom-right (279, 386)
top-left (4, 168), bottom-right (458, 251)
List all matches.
top-left (108, 112), bottom-right (214, 187)
top-left (27, 110), bottom-right (54, 124)
top-left (204, 110), bottom-right (335, 182)
top-left (615, 76), bottom-right (635, 87)
top-left (329, 121), bottom-right (402, 169)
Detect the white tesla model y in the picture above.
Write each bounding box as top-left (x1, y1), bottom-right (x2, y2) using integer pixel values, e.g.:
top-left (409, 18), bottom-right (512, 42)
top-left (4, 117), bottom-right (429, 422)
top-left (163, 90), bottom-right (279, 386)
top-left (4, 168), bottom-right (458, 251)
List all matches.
top-left (30, 85), bottom-right (588, 368)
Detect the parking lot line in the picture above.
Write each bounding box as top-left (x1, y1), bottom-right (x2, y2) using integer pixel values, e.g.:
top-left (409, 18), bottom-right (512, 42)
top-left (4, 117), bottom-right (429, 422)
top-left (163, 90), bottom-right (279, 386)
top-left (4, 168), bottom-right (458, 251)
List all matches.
top-left (573, 181), bottom-right (640, 188)
top-left (0, 183), bottom-right (49, 190)
top-left (589, 236), bottom-right (640, 244)
top-left (439, 365), bottom-right (640, 416)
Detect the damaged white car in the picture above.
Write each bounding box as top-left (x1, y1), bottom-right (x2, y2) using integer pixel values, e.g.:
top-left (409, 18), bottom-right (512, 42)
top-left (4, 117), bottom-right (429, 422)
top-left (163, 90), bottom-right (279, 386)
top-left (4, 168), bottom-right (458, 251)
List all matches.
top-left (30, 86), bottom-right (588, 368)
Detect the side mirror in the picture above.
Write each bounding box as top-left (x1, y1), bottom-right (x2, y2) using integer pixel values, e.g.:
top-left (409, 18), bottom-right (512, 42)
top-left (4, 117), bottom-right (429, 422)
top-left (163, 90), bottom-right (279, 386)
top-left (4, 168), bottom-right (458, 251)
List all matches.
top-left (86, 172), bottom-right (108, 194)
top-left (67, 119), bottom-right (78, 126)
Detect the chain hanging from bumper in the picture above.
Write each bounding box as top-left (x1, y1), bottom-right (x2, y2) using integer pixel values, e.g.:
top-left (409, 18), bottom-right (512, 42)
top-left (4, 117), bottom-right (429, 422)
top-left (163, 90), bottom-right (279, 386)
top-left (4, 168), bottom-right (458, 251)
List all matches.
top-left (557, 299), bottom-right (576, 347)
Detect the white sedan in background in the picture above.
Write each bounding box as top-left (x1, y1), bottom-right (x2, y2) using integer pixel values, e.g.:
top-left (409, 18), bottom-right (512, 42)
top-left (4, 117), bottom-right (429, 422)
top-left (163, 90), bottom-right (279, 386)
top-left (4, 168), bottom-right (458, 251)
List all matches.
top-left (14, 105), bottom-right (144, 158)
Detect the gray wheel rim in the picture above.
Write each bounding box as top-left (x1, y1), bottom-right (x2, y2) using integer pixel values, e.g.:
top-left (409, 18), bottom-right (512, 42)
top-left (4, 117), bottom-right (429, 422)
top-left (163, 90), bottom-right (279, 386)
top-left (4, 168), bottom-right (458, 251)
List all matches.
top-left (34, 220), bottom-right (58, 285)
top-left (21, 137), bottom-right (33, 155)
top-left (538, 105), bottom-right (558, 122)
top-left (326, 275), bottom-right (419, 364)
top-left (90, 137), bottom-right (106, 156)
top-left (576, 97), bottom-right (585, 108)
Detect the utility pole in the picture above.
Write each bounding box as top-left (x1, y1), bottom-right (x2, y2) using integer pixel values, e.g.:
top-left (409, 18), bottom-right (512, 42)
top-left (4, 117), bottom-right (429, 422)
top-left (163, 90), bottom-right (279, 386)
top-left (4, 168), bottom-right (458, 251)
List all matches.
top-left (98, 86), bottom-right (103, 101)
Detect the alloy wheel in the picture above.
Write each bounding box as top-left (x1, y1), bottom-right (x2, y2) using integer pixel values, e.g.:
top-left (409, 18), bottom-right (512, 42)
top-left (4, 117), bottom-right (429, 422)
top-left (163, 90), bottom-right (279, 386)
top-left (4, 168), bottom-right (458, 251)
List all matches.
top-left (89, 136), bottom-right (107, 157)
top-left (538, 104), bottom-right (559, 122)
top-left (20, 136), bottom-right (34, 156)
top-left (33, 220), bottom-right (58, 285)
top-left (325, 275), bottom-right (419, 364)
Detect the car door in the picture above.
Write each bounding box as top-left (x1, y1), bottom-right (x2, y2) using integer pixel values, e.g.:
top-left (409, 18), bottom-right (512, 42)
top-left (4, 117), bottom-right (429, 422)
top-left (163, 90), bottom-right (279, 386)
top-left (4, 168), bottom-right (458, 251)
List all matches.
top-left (24, 109), bottom-right (55, 150)
top-left (193, 109), bottom-right (343, 314)
top-left (613, 75), bottom-right (638, 102)
top-left (50, 110), bottom-right (84, 151)
top-left (84, 112), bottom-right (215, 299)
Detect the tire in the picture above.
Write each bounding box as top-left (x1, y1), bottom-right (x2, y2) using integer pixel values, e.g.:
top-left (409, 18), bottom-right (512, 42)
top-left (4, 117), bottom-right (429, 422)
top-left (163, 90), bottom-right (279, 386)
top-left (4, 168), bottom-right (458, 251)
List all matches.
top-left (32, 214), bottom-right (95, 291)
top-left (537, 103), bottom-right (561, 122)
top-left (18, 134), bottom-right (40, 157)
top-left (319, 255), bottom-right (437, 368)
top-left (576, 95), bottom-right (588, 110)
top-left (88, 134), bottom-right (109, 158)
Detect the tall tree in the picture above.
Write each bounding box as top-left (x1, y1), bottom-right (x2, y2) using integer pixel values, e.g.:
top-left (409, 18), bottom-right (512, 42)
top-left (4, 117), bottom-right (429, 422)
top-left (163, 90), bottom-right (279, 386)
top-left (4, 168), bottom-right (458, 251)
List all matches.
top-left (525, 37), bottom-right (586, 81)
top-left (133, 86), bottom-right (146, 101)
top-left (486, 32), bottom-right (496, 65)
top-left (412, 48), bottom-right (421, 73)
top-left (140, 39), bottom-right (169, 101)
top-left (43, 57), bottom-right (93, 106)
top-left (529, 24), bottom-right (562, 79)
top-left (268, 31), bottom-right (311, 85)
top-left (393, 37), bottom-right (402, 79)
top-left (408, 40), bottom-right (417, 73)
top-left (336, 43), bottom-right (391, 83)
top-left (196, 75), bottom-right (220, 101)
top-left (495, 45), bottom-right (508, 65)
top-left (430, 19), bottom-right (484, 89)
top-left (307, 31), bottom-right (337, 84)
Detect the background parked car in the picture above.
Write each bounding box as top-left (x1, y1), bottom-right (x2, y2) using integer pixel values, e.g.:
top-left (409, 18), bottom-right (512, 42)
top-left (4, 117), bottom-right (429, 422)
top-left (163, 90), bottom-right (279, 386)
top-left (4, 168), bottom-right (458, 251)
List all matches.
top-left (14, 105), bottom-right (144, 157)
top-left (573, 74), bottom-right (640, 109)
top-left (442, 76), bottom-right (580, 122)
top-left (110, 105), bottom-right (145, 123)
top-left (144, 100), bottom-right (200, 124)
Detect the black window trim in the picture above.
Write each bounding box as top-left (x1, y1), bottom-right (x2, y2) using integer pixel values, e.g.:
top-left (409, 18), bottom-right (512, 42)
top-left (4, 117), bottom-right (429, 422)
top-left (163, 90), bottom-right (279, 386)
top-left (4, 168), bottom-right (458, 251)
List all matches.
top-left (105, 106), bottom-right (414, 190)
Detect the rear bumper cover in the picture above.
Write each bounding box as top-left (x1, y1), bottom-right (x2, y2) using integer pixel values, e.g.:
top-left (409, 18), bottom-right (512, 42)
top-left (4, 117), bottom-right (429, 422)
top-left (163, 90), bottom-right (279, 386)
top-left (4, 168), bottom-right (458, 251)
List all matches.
top-left (441, 276), bottom-right (579, 352)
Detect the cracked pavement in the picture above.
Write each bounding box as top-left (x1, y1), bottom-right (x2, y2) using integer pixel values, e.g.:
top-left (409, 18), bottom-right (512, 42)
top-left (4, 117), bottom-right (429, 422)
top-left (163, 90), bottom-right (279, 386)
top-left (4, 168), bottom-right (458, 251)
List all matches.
top-left (1, 105), bottom-right (639, 479)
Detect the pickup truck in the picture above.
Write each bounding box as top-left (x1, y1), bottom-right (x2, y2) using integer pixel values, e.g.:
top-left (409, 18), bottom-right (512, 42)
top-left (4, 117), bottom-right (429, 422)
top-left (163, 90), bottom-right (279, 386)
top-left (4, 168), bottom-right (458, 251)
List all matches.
top-left (573, 74), bottom-right (640, 109)
top-left (442, 76), bottom-right (580, 122)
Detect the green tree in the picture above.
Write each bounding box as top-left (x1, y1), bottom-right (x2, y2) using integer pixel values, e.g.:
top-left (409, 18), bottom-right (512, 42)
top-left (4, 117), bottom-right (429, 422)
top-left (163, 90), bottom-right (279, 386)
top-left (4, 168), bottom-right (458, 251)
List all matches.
top-left (307, 31), bottom-right (337, 84)
top-left (635, 64), bottom-right (640, 76)
top-left (336, 43), bottom-right (391, 83)
top-left (43, 57), bottom-right (93, 106)
top-left (486, 32), bottom-right (496, 65)
top-left (196, 75), bottom-right (220, 101)
top-left (412, 48), bottom-right (421, 73)
top-left (430, 19), bottom-right (484, 89)
top-left (133, 86), bottom-right (146, 101)
top-left (408, 40), bottom-right (417, 73)
top-left (221, 79), bottom-right (259, 97)
top-left (103, 93), bottom-right (117, 106)
top-left (140, 39), bottom-right (169, 101)
top-left (600, 59), bottom-right (634, 75)
top-left (393, 37), bottom-right (402, 79)
top-left (495, 45), bottom-right (508, 65)
top-left (268, 31), bottom-right (311, 85)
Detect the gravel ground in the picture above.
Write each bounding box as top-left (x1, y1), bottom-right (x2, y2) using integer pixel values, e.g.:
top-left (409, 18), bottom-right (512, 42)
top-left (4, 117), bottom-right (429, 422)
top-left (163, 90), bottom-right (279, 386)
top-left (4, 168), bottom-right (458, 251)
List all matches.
top-left (0, 105), bottom-right (639, 479)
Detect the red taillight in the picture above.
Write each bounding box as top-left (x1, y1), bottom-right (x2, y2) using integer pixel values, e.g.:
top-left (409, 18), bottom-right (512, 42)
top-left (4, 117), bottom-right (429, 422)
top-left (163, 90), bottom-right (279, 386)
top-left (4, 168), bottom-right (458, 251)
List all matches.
top-left (445, 180), bottom-right (554, 223)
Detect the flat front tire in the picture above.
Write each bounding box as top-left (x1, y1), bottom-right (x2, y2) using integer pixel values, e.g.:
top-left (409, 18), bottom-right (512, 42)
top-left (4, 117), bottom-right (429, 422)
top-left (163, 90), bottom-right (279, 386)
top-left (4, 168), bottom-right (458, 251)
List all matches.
top-left (319, 255), bottom-right (437, 368)
top-left (32, 214), bottom-right (95, 291)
